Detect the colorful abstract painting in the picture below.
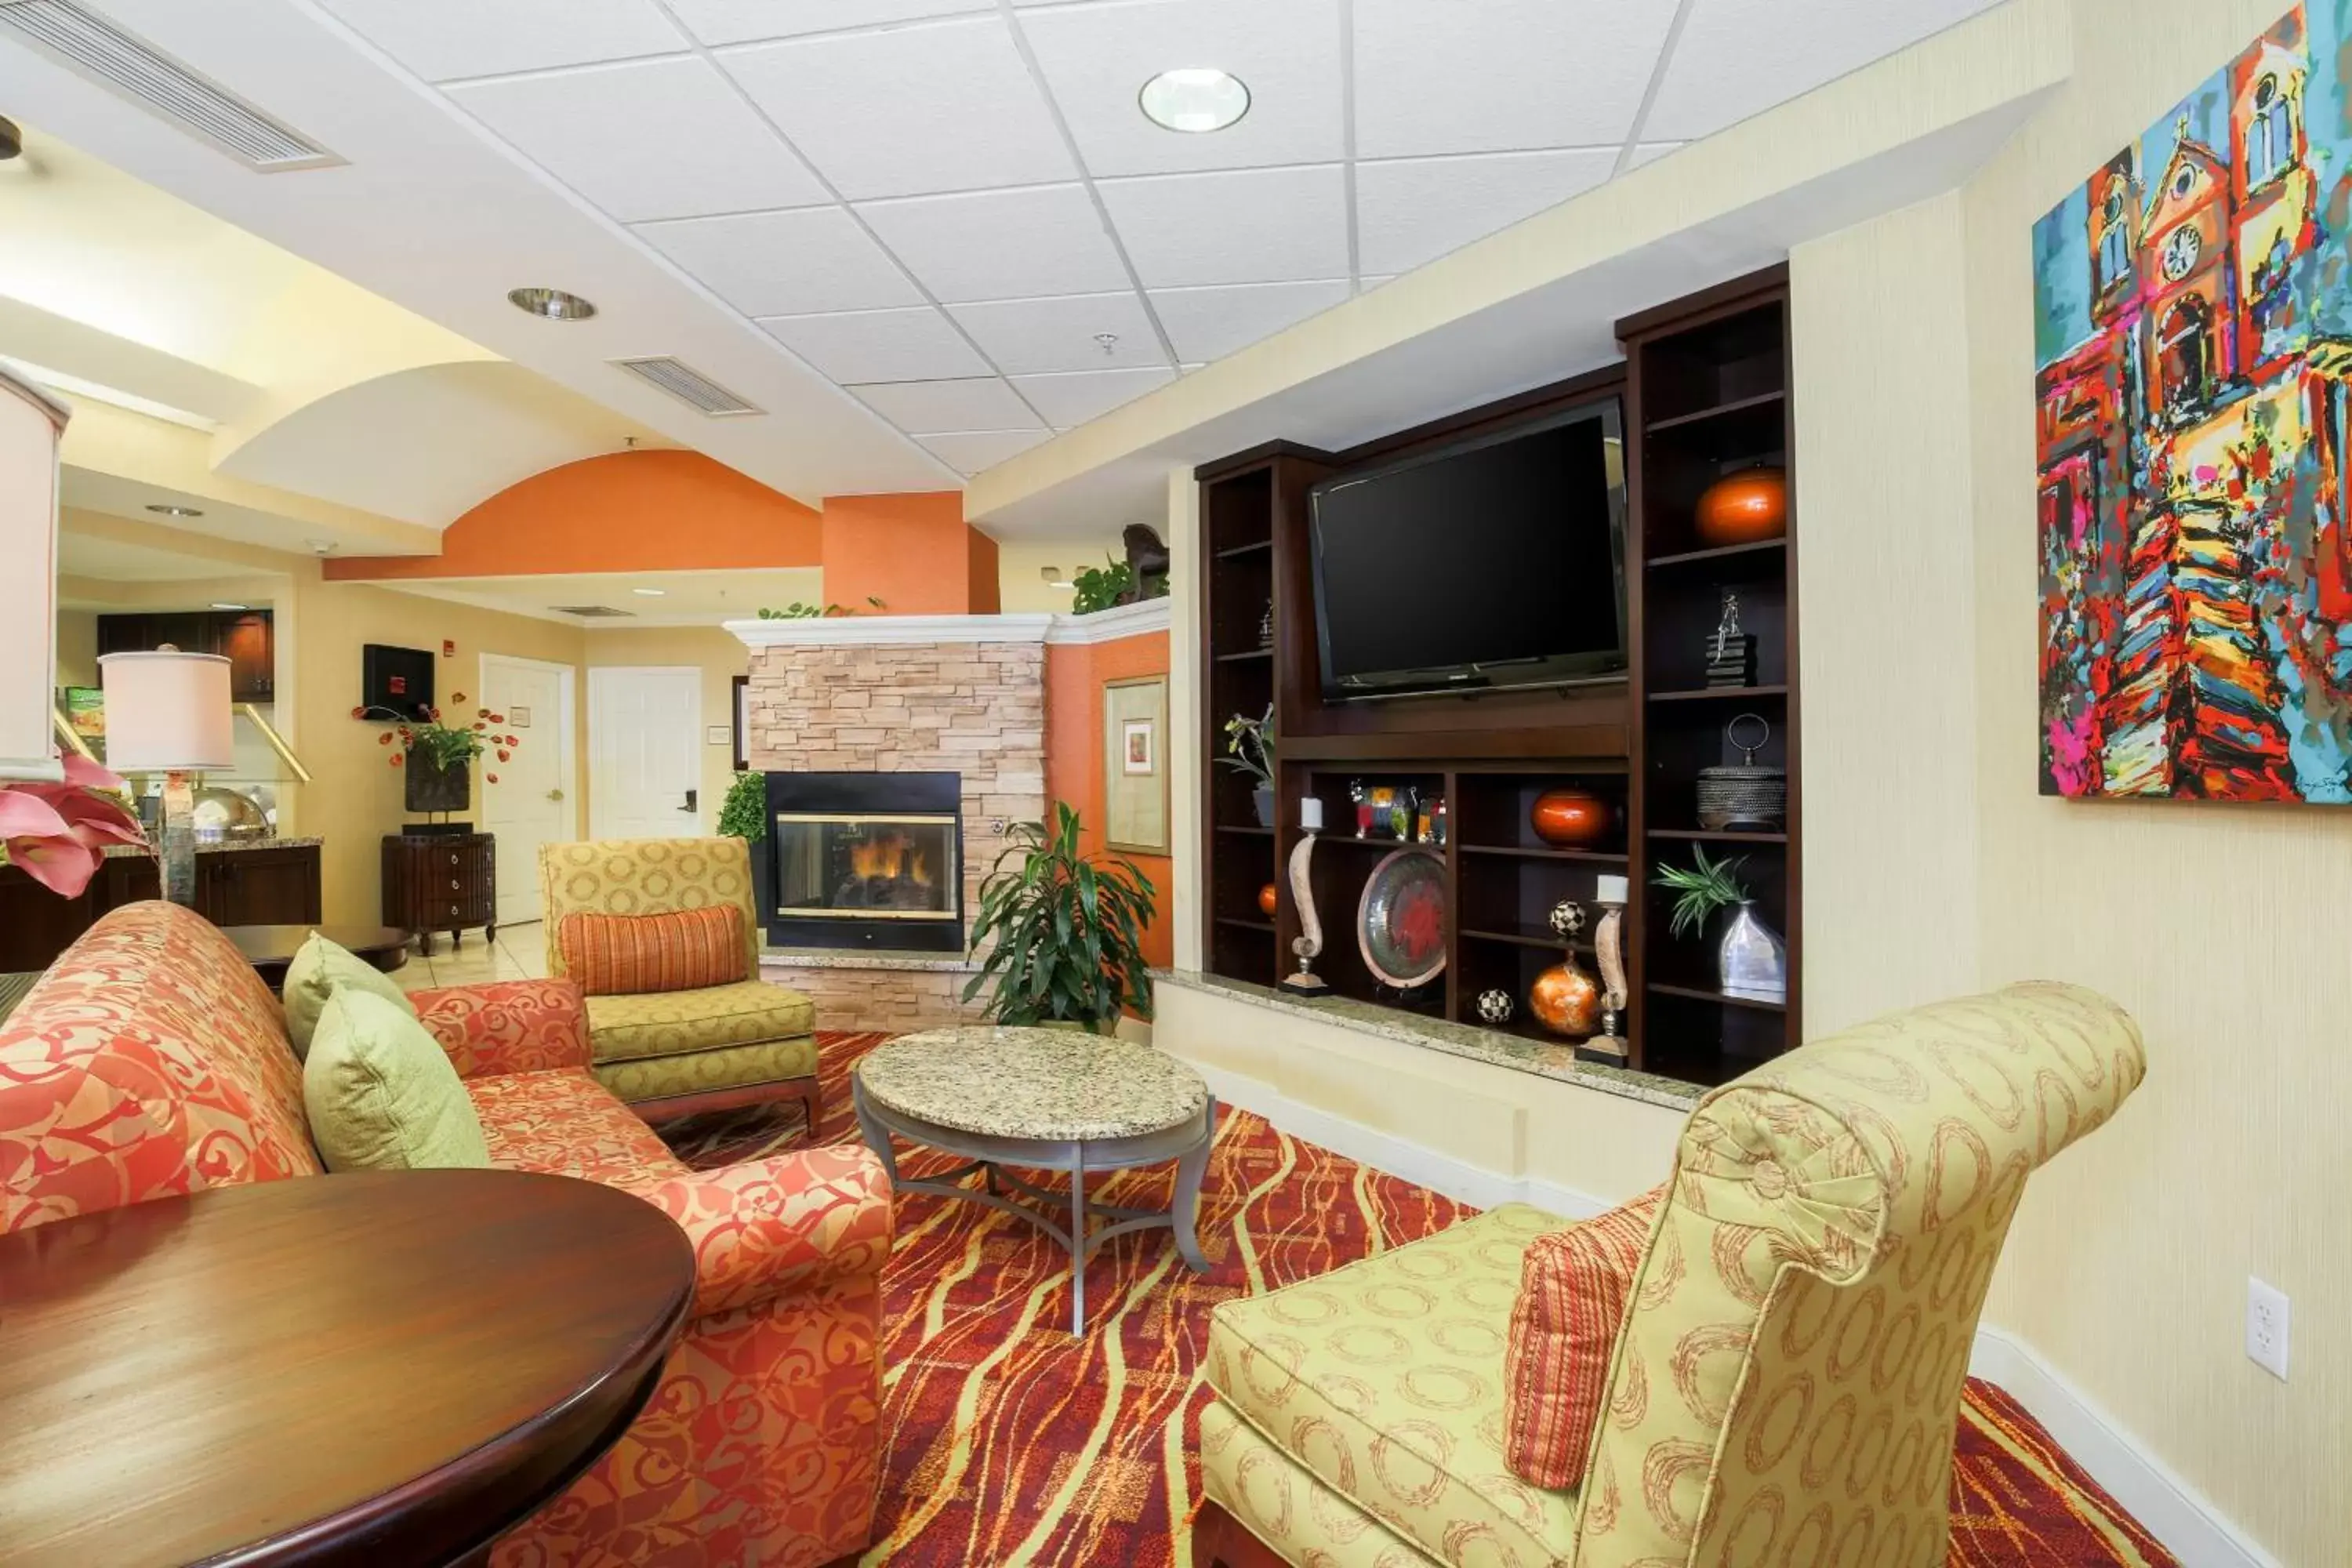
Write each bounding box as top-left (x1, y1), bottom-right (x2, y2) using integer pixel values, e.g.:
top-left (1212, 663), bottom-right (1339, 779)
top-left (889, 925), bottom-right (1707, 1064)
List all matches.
top-left (2035, 3), bottom-right (2352, 800)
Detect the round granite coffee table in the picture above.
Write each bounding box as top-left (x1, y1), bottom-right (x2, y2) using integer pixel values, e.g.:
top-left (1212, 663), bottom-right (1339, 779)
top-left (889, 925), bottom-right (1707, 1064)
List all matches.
top-left (852, 1025), bottom-right (1217, 1334)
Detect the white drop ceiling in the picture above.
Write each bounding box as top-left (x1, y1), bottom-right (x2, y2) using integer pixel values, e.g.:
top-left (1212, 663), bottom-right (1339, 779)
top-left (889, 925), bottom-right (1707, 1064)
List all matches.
top-left (310, 0), bottom-right (2000, 474)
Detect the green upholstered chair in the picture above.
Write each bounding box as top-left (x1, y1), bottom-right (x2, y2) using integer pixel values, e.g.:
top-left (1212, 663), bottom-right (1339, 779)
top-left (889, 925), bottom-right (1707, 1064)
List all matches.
top-left (1192, 982), bottom-right (2147, 1568)
top-left (538, 837), bottom-right (820, 1123)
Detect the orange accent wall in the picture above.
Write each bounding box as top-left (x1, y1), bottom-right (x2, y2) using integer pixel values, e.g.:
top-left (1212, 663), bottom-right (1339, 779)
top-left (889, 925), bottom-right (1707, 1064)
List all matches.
top-left (1046, 630), bottom-right (1174, 971)
top-left (819, 492), bottom-right (996, 614)
top-left (325, 450), bottom-right (822, 579)
top-left (966, 526), bottom-right (1001, 614)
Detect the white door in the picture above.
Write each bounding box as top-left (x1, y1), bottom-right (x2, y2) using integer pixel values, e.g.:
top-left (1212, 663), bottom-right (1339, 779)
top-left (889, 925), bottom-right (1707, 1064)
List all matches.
top-left (480, 655), bottom-right (574, 927)
top-left (590, 667), bottom-right (703, 841)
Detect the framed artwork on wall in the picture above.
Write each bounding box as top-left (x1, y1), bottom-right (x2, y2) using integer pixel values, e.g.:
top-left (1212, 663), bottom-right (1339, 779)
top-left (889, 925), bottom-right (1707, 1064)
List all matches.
top-left (1103, 675), bottom-right (1168, 854)
top-left (732, 674), bottom-right (750, 771)
top-left (2034, 2), bottom-right (2352, 803)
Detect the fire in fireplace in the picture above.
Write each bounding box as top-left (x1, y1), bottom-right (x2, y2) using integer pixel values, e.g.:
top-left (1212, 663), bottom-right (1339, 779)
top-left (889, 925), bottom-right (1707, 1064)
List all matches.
top-left (764, 772), bottom-right (963, 952)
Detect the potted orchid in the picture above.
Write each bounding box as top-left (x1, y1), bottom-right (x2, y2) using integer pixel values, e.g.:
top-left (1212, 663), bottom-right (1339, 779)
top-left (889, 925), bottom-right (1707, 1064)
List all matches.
top-left (0, 751), bottom-right (149, 898)
top-left (355, 690), bottom-right (522, 815)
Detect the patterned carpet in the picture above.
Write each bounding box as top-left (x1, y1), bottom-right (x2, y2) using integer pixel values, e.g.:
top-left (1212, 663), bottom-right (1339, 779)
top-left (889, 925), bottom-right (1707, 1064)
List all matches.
top-left (661, 1033), bottom-right (2178, 1568)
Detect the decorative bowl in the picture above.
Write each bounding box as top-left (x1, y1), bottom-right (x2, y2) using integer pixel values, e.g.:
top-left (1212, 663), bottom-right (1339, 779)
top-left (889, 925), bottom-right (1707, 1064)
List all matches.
top-left (1257, 882), bottom-right (1279, 919)
top-left (1530, 959), bottom-right (1600, 1038)
top-left (1694, 466), bottom-right (1788, 547)
top-left (1356, 848), bottom-right (1447, 989)
top-left (1530, 789), bottom-right (1612, 848)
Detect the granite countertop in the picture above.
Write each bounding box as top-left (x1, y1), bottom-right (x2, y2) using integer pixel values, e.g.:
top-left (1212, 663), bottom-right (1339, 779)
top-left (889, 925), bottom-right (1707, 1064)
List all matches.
top-left (103, 836), bottom-right (324, 859)
top-left (857, 1025), bottom-right (1210, 1142)
top-left (1151, 968), bottom-right (1704, 1113)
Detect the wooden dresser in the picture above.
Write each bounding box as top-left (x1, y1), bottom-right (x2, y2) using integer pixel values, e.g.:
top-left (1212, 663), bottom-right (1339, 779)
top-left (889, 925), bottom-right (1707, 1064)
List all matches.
top-left (382, 833), bottom-right (495, 953)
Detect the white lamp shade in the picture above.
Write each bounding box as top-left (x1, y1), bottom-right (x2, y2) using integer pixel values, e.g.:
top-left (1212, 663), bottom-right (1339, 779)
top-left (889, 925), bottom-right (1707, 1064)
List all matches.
top-left (97, 652), bottom-right (234, 771)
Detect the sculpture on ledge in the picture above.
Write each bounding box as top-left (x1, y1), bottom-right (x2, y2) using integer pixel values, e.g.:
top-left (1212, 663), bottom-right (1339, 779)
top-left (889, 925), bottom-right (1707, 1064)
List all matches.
top-left (1278, 831), bottom-right (1329, 997)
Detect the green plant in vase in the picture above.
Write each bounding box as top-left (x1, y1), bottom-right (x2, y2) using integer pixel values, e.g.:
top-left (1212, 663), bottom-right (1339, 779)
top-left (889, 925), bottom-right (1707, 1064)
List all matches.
top-left (1220, 703), bottom-right (1276, 827)
top-left (717, 769), bottom-right (768, 844)
top-left (1652, 845), bottom-right (1786, 1003)
top-left (962, 803), bottom-right (1158, 1031)
top-left (355, 695), bottom-right (520, 815)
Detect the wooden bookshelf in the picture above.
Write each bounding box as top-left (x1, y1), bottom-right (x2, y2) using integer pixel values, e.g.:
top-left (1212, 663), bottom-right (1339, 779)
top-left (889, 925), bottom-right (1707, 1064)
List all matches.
top-left (1192, 267), bottom-right (1799, 1087)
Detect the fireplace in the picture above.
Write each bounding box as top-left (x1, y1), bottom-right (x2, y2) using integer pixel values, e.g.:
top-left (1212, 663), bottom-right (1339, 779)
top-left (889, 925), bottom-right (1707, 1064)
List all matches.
top-left (764, 771), bottom-right (963, 953)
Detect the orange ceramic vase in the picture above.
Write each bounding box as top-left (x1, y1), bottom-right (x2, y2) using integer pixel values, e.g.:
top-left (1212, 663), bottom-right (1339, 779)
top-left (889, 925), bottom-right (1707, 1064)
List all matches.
top-left (1530, 789), bottom-right (1613, 848)
top-left (1694, 466), bottom-right (1788, 546)
top-left (1257, 883), bottom-right (1279, 919)
top-left (1530, 958), bottom-right (1601, 1038)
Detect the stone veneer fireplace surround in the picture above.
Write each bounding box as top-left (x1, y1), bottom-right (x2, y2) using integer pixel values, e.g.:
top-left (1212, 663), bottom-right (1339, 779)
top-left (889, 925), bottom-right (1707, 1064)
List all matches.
top-left (731, 612), bottom-right (1060, 1031)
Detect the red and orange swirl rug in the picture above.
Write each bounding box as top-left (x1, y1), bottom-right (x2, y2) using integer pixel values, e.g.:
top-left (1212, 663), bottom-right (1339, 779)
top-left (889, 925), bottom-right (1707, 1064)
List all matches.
top-left (668, 1033), bottom-right (2176, 1568)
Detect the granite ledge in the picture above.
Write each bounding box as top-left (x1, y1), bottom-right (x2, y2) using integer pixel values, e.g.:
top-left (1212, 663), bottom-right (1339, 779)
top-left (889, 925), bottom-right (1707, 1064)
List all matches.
top-left (761, 946), bottom-right (984, 974)
top-left (102, 835), bottom-right (322, 859)
top-left (1150, 967), bottom-right (1704, 1113)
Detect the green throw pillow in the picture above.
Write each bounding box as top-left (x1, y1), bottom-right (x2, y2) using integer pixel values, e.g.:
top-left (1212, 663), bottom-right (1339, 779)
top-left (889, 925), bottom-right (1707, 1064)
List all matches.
top-left (303, 989), bottom-right (492, 1173)
top-left (282, 931), bottom-right (415, 1061)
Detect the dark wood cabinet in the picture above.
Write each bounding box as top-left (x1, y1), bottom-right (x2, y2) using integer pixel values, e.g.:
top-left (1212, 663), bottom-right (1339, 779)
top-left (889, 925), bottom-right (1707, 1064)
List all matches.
top-left (0, 842), bottom-right (321, 971)
top-left (96, 610), bottom-right (274, 702)
top-left (382, 834), bottom-right (495, 953)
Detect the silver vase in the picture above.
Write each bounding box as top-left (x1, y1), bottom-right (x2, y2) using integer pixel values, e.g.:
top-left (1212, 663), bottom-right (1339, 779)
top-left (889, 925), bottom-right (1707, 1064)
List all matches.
top-left (1718, 902), bottom-right (1787, 1003)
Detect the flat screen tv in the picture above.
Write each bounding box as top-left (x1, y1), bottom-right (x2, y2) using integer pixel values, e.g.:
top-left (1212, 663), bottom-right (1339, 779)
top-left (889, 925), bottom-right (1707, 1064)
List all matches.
top-left (1309, 397), bottom-right (1628, 701)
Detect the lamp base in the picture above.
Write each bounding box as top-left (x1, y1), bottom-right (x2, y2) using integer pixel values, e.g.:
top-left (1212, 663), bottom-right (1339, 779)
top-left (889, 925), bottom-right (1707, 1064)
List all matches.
top-left (159, 771), bottom-right (198, 909)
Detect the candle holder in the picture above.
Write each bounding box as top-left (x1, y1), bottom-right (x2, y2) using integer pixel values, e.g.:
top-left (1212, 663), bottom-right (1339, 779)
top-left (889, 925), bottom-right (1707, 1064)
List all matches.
top-left (1578, 884), bottom-right (1632, 1068)
top-left (1278, 804), bottom-right (1330, 997)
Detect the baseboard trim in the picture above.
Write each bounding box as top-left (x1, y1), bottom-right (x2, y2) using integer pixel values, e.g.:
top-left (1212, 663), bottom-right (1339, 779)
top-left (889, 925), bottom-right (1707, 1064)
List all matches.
top-left (1184, 1051), bottom-right (2269, 1568)
top-left (1966, 1327), bottom-right (2277, 1568)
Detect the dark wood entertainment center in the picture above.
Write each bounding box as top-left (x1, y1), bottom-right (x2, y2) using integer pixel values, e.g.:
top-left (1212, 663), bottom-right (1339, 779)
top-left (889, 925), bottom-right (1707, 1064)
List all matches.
top-left (1197, 267), bottom-right (1798, 1087)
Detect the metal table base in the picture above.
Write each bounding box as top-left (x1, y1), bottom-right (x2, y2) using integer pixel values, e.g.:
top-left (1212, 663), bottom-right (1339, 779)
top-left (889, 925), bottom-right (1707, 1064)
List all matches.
top-left (852, 1076), bottom-right (1216, 1334)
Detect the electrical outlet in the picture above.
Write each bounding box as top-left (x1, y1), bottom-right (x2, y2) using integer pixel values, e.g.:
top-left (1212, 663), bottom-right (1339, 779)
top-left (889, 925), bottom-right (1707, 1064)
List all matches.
top-left (2247, 1277), bottom-right (2290, 1381)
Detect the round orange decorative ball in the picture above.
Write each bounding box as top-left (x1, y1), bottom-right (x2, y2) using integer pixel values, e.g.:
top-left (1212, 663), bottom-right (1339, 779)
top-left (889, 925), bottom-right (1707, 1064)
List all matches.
top-left (1529, 960), bottom-right (1600, 1038)
top-left (1530, 789), bottom-right (1613, 848)
top-left (1694, 466), bottom-right (1788, 547)
top-left (1258, 883), bottom-right (1280, 919)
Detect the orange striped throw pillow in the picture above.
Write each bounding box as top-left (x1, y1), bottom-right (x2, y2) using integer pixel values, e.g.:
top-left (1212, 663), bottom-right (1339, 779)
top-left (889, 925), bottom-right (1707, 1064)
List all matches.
top-left (557, 907), bottom-right (747, 996)
top-left (1502, 1182), bottom-right (1669, 1490)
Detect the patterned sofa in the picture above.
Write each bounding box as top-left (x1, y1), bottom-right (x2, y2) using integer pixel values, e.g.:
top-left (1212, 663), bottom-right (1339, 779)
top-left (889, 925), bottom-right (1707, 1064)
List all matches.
top-left (1193, 983), bottom-right (2147, 1568)
top-left (539, 837), bottom-right (822, 1122)
top-left (0, 902), bottom-right (891, 1568)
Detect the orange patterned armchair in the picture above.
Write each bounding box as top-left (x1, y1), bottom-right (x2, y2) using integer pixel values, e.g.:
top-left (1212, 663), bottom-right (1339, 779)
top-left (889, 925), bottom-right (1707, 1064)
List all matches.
top-left (0, 902), bottom-right (892, 1568)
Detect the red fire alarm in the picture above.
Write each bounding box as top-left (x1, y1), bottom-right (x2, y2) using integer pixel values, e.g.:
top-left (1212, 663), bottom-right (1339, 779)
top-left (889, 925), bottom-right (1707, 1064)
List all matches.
top-left (442, 639), bottom-right (456, 658)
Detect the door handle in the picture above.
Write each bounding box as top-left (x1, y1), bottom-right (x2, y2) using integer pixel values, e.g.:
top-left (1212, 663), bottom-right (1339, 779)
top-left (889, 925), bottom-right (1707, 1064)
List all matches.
top-left (683, 789), bottom-right (699, 812)
top-left (546, 787), bottom-right (564, 802)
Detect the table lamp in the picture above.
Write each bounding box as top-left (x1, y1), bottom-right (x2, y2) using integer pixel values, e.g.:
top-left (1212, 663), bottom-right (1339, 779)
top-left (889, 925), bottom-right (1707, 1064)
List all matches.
top-left (96, 650), bottom-right (233, 908)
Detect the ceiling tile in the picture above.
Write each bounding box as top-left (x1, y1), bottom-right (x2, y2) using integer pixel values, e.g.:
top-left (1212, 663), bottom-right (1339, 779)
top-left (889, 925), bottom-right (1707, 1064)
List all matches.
top-left (1098, 165), bottom-right (1348, 289)
top-left (948, 292), bottom-right (1169, 376)
top-left (719, 17), bottom-right (1078, 200)
top-left (916, 429), bottom-right (1054, 474)
top-left (1356, 148), bottom-right (1617, 275)
top-left (665, 0), bottom-right (992, 48)
top-left (447, 58), bottom-right (826, 222)
top-left (1146, 279), bottom-right (1349, 362)
top-left (1018, 0), bottom-right (1344, 177)
top-left (849, 377), bottom-right (1043, 433)
top-left (760, 307), bottom-right (992, 383)
top-left (318, 0), bottom-right (686, 82)
top-left (1010, 368), bottom-right (1178, 428)
top-left (1644, 0), bottom-right (2000, 143)
top-left (633, 208), bottom-right (920, 316)
top-left (1352, 0), bottom-right (1676, 158)
top-left (856, 185), bottom-right (1131, 304)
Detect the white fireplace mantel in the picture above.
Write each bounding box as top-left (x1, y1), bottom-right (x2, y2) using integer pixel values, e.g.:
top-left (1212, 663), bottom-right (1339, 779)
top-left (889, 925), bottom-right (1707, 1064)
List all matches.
top-left (724, 599), bottom-right (1170, 649)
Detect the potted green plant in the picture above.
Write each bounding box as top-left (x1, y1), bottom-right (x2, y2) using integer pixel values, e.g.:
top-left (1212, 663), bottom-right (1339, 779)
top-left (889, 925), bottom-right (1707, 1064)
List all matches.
top-left (718, 768), bottom-right (772, 924)
top-left (1652, 845), bottom-right (1786, 1004)
top-left (1221, 703), bottom-right (1276, 827)
top-left (357, 697), bottom-right (518, 816)
top-left (961, 803), bottom-right (1158, 1032)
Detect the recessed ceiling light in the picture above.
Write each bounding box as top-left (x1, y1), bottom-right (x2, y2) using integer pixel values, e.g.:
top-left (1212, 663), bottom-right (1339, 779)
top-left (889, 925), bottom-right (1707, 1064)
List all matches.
top-left (209, 602), bottom-right (249, 612)
top-left (146, 503), bottom-right (204, 517)
top-left (508, 286), bottom-right (597, 321)
top-left (1139, 68), bottom-right (1250, 134)
top-left (632, 586), bottom-right (667, 597)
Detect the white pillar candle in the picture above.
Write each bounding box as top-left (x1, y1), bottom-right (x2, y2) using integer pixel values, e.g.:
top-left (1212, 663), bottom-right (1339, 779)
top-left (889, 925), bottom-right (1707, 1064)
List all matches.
top-left (1595, 873), bottom-right (1629, 906)
top-left (1300, 797), bottom-right (1325, 831)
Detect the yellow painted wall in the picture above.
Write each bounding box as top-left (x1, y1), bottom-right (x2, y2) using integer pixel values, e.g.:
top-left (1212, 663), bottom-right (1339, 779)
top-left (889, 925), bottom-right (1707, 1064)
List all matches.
top-left (54, 609), bottom-right (96, 691)
top-left (581, 625), bottom-right (747, 837)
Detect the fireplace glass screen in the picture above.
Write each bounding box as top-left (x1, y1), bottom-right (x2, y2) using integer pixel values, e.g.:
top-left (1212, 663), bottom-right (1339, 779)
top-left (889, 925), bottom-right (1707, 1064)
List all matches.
top-left (773, 813), bottom-right (958, 921)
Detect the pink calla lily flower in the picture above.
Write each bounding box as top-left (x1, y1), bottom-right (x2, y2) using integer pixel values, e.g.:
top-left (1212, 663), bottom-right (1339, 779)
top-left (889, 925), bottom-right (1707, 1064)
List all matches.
top-left (1, 753), bottom-right (148, 899)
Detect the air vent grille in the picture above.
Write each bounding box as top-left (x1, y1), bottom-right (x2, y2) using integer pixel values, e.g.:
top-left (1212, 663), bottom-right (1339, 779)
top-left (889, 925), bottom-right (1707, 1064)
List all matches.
top-left (610, 357), bottom-right (763, 418)
top-left (549, 604), bottom-right (637, 619)
top-left (0, 0), bottom-right (339, 170)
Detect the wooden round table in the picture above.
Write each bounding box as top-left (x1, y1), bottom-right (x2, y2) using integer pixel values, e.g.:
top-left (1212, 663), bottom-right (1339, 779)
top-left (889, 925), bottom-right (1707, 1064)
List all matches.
top-left (223, 924), bottom-right (413, 992)
top-left (852, 1025), bottom-right (1217, 1335)
top-left (0, 1169), bottom-right (695, 1568)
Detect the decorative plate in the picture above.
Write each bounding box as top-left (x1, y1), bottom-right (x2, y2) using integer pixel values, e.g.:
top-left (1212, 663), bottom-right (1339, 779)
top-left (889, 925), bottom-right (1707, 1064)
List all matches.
top-left (1356, 848), bottom-right (1447, 989)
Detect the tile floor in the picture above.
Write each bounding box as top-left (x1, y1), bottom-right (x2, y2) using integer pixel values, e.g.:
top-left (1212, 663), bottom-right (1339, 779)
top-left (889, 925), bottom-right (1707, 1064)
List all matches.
top-left (393, 922), bottom-right (550, 992)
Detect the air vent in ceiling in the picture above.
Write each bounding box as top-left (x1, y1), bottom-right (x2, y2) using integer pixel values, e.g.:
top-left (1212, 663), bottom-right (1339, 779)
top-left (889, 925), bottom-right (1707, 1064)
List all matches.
top-left (549, 604), bottom-right (637, 619)
top-left (0, 0), bottom-right (341, 171)
top-left (610, 357), bottom-right (764, 418)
